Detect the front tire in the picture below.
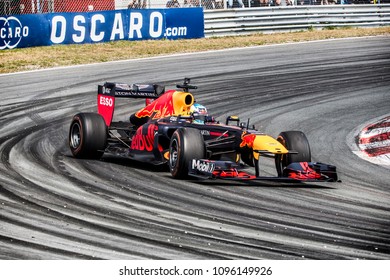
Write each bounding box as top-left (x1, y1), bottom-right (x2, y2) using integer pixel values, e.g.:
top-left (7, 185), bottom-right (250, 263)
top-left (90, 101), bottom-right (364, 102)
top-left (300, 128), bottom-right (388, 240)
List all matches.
top-left (169, 128), bottom-right (206, 179)
top-left (69, 113), bottom-right (107, 159)
top-left (275, 131), bottom-right (311, 176)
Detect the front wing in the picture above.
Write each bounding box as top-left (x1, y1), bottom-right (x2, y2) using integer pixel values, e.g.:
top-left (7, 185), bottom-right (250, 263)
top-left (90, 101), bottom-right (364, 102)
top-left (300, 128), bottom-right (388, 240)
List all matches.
top-left (188, 159), bottom-right (339, 183)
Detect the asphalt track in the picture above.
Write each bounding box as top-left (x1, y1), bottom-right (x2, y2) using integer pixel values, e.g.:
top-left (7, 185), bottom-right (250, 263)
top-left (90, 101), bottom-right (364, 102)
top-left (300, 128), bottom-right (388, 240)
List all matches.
top-left (0, 36), bottom-right (389, 260)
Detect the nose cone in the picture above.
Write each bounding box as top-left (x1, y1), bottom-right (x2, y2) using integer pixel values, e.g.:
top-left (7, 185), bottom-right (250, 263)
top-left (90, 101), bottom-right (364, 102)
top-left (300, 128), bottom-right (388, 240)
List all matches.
top-left (252, 135), bottom-right (288, 159)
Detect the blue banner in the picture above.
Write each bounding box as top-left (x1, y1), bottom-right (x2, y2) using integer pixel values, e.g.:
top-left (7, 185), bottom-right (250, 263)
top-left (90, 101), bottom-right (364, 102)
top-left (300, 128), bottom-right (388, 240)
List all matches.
top-left (0, 8), bottom-right (204, 49)
top-left (165, 7), bottom-right (204, 40)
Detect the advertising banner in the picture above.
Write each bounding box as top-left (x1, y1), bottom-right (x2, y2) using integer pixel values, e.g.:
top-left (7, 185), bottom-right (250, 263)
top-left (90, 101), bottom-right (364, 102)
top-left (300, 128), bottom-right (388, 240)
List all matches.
top-left (0, 8), bottom-right (204, 49)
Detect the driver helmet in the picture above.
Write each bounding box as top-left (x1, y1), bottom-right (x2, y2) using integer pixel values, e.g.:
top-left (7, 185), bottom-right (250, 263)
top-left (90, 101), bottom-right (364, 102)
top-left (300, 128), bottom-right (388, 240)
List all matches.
top-left (190, 103), bottom-right (208, 124)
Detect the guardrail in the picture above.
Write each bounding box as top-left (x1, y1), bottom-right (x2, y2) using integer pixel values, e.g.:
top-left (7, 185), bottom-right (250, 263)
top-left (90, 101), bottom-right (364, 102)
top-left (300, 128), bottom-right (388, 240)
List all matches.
top-left (204, 4), bottom-right (390, 37)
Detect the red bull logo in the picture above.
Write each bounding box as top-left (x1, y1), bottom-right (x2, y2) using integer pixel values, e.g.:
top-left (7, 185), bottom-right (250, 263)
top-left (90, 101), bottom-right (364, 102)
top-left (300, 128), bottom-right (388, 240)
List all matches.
top-left (131, 123), bottom-right (162, 152)
top-left (135, 90), bottom-right (194, 120)
top-left (135, 90), bottom-right (176, 119)
top-left (240, 133), bottom-right (257, 148)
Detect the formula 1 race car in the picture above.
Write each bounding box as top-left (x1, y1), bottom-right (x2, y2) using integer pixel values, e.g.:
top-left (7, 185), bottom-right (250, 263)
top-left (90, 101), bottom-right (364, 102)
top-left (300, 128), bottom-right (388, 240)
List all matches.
top-left (69, 78), bottom-right (338, 183)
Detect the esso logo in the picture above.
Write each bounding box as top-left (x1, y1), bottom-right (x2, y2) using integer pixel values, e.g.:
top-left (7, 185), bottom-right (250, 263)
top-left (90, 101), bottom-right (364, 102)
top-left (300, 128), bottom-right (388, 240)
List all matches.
top-left (0, 16), bottom-right (29, 50)
top-left (99, 96), bottom-right (113, 107)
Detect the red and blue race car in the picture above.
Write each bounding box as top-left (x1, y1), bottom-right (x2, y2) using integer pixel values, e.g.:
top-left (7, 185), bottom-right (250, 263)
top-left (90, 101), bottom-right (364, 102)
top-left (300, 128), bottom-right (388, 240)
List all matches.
top-left (69, 78), bottom-right (338, 183)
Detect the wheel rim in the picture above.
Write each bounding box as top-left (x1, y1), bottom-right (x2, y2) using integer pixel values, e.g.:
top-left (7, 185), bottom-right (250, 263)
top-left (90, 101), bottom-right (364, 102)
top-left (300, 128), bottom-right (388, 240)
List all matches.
top-left (170, 139), bottom-right (178, 169)
top-left (70, 122), bottom-right (81, 149)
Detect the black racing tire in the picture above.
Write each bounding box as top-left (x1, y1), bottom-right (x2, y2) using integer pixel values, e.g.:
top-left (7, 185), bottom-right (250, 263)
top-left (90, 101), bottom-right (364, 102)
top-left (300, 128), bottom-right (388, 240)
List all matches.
top-left (169, 127), bottom-right (206, 179)
top-left (69, 113), bottom-right (107, 159)
top-left (275, 131), bottom-right (311, 176)
top-left (240, 148), bottom-right (255, 167)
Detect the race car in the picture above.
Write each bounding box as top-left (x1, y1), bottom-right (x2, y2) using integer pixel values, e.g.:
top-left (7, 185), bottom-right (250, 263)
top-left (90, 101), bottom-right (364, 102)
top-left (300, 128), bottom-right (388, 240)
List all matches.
top-left (69, 78), bottom-right (338, 182)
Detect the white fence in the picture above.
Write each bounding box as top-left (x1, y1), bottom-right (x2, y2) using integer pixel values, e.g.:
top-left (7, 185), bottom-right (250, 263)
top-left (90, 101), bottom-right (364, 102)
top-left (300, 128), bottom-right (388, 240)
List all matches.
top-left (204, 4), bottom-right (390, 36)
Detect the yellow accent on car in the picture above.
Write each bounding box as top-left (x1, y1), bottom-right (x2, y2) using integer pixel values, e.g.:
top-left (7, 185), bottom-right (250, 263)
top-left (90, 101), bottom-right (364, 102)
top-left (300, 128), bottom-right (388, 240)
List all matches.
top-left (172, 91), bottom-right (194, 116)
top-left (252, 135), bottom-right (288, 160)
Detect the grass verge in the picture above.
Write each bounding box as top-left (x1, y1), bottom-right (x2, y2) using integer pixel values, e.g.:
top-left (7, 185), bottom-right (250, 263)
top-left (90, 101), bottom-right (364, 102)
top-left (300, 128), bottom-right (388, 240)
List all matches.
top-left (1, 27), bottom-right (389, 74)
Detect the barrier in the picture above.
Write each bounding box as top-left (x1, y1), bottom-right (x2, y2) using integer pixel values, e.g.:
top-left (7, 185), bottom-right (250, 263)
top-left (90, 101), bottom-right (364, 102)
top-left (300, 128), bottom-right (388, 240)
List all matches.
top-left (355, 116), bottom-right (390, 166)
top-left (204, 4), bottom-right (390, 37)
top-left (0, 7), bottom-right (204, 49)
top-left (2, 5), bottom-right (390, 49)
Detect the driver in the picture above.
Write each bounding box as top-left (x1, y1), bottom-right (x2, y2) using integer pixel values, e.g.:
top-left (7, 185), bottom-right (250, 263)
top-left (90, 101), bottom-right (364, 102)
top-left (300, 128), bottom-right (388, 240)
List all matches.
top-left (190, 103), bottom-right (210, 124)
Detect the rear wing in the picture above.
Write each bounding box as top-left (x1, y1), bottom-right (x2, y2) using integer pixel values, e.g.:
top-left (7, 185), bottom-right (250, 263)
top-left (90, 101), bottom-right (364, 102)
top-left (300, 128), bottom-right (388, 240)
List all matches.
top-left (98, 82), bottom-right (165, 98)
top-left (97, 82), bottom-right (165, 126)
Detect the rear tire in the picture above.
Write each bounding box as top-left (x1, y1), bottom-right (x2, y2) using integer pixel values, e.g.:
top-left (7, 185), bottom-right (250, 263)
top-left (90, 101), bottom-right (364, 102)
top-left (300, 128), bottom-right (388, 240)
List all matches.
top-left (275, 131), bottom-right (311, 176)
top-left (69, 113), bottom-right (107, 159)
top-left (169, 128), bottom-right (206, 179)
